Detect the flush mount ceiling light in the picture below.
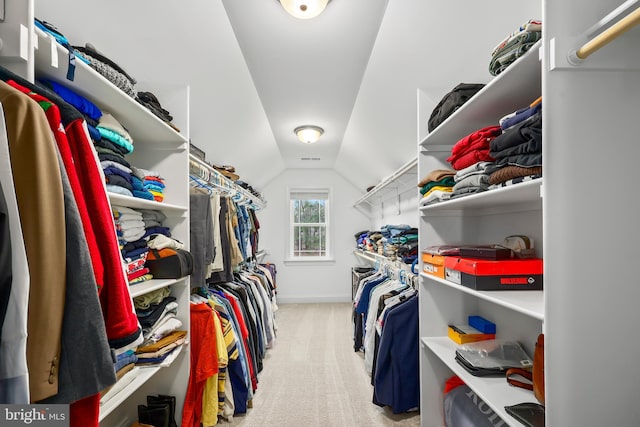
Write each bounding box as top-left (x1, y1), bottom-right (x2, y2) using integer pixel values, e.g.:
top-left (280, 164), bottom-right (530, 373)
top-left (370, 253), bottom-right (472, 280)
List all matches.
top-left (295, 125), bottom-right (324, 144)
top-left (279, 0), bottom-right (330, 20)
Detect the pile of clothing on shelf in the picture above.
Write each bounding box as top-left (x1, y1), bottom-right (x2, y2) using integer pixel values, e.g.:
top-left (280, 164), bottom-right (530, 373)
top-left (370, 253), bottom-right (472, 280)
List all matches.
top-left (112, 205), bottom-right (184, 286)
top-left (236, 180), bottom-right (264, 200)
top-left (36, 17), bottom-right (181, 130)
top-left (490, 19), bottom-right (542, 76)
top-left (134, 287), bottom-right (187, 366)
top-left (355, 225), bottom-right (419, 264)
top-left (419, 96), bottom-right (542, 206)
top-left (100, 286), bottom-right (188, 408)
top-left (136, 91), bottom-right (181, 132)
top-left (74, 42), bottom-right (137, 98)
top-left (38, 78), bottom-right (169, 202)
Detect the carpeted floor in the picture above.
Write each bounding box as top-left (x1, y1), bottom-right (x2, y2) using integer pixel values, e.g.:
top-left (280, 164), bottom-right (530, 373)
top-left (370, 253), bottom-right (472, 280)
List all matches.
top-left (226, 302), bottom-right (420, 426)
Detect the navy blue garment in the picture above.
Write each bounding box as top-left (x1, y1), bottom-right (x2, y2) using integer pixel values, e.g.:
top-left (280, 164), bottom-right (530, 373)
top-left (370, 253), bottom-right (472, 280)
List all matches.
top-left (229, 357), bottom-right (248, 414)
top-left (355, 275), bottom-right (388, 317)
top-left (373, 294), bottom-right (419, 414)
top-left (210, 290), bottom-right (250, 413)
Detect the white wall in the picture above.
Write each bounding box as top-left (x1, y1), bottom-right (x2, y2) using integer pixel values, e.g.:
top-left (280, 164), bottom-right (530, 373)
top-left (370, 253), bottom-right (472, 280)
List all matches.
top-left (369, 191), bottom-right (419, 231)
top-left (259, 169), bottom-right (369, 303)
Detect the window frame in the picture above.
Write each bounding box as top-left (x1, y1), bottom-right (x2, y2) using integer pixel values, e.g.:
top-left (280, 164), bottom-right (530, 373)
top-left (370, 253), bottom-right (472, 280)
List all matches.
top-left (287, 187), bottom-right (333, 262)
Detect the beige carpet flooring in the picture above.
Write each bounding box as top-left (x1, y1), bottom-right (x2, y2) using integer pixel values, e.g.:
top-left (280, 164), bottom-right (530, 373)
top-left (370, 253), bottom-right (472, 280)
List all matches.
top-left (226, 302), bottom-right (420, 427)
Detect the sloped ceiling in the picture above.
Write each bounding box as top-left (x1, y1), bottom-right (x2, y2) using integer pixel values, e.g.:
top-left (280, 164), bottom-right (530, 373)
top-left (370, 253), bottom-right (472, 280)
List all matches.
top-left (222, 0), bottom-right (388, 173)
top-left (34, 0), bottom-right (540, 194)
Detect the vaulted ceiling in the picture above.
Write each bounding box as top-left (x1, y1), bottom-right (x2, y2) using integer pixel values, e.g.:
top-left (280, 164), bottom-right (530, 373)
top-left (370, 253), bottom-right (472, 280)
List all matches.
top-left (222, 0), bottom-right (388, 172)
top-left (34, 0), bottom-right (540, 194)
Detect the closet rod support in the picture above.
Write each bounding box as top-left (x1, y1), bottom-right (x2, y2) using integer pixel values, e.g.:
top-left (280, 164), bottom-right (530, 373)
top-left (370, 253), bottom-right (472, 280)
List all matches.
top-left (568, 6), bottom-right (640, 64)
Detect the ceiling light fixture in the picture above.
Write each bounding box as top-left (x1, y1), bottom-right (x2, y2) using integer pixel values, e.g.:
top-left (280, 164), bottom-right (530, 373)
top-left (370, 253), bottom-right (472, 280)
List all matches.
top-left (279, 0), bottom-right (330, 20)
top-left (295, 125), bottom-right (324, 144)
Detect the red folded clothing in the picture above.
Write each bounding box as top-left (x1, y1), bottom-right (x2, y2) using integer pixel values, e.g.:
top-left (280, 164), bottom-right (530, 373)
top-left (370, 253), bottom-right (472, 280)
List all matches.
top-left (451, 149), bottom-right (495, 170)
top-left (128, 267), bottom-right (150, 281)
top-left (448, 125), bottom-right (502, 162)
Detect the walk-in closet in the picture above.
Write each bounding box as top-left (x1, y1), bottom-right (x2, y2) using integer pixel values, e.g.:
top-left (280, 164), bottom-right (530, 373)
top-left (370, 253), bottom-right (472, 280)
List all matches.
top-left (0, 1), bottom-right (638, 426)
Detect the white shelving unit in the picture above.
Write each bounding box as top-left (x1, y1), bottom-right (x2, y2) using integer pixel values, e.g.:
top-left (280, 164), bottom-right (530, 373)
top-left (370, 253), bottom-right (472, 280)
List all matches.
top-left (417, 8), bottom-right (543, 427)
top-left (418, 2), bottom-right (640, 426)
top-left (0, 8), bottom-right (192, 425)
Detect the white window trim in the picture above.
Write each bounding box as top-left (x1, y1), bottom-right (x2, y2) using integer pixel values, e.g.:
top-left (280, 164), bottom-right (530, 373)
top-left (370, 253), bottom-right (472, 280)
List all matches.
top-left (286, 187), bottom-right (333, 262)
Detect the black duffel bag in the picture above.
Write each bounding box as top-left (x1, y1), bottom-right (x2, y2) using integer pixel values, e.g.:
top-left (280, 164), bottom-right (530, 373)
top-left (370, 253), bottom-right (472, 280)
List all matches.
top-left (428, 83), bottom-right (485, 132)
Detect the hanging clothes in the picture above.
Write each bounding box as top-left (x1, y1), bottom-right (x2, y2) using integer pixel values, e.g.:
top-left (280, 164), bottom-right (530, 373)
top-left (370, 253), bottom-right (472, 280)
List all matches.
top-left (0, 80), bottom-right (67, 402)
top-left (373, 294), bottom-right (420, 414)
top-left (0, 109), bottom-right (30, 403)
top-left (182, 303), bottom-right (219, 427)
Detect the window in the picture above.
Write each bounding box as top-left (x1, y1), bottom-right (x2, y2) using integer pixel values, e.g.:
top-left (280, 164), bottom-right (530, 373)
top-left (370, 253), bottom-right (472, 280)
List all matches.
top-left (289, 188), bottom-right (331, 260)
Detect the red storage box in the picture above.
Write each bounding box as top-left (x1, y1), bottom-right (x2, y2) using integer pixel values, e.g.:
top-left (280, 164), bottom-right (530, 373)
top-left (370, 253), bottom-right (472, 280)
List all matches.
top-left (444, 257), bottom-right (543, 291)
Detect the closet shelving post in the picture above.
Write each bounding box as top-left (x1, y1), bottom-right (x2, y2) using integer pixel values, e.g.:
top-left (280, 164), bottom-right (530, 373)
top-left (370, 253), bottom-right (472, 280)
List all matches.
top-left (0, 12), bottom-right (193, 425)
top-left (417, 39), bottom-right (543, 426)
top-left (542, 2), bottom-right (640, 426)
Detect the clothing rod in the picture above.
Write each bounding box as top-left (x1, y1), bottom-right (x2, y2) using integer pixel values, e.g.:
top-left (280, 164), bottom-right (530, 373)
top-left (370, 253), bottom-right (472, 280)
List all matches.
top-left (584, 0), bottom-right (638, 37)
top-left (354, 250), bottom-right (417, 277)
top-left (188, 154), bottom-right (266, 208)
top-left (573, 6), bottom-right (640, 61)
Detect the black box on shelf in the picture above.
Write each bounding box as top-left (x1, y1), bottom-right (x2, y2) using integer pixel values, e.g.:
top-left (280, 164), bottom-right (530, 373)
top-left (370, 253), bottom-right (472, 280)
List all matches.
top-left (459, 245), bottom-right (512, 260)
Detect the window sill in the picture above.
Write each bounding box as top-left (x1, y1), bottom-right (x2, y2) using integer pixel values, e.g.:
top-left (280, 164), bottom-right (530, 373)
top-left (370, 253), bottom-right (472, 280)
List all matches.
top-left (284, 258), bottom-right (336, 265)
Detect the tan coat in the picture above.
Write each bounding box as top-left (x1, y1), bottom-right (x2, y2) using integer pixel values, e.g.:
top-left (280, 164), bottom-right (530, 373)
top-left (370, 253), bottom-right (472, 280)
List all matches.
top-left (0, 81), bottom-right (66, 402)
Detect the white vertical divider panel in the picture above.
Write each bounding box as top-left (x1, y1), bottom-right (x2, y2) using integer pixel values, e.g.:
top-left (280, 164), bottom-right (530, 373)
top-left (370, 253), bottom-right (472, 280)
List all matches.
top-left (543, 1), bottom-right (640, 426)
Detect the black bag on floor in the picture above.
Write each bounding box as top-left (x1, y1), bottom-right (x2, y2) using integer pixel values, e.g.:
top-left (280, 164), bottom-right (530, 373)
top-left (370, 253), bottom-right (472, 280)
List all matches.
top-left (428, 83), bottom-right (485, 132)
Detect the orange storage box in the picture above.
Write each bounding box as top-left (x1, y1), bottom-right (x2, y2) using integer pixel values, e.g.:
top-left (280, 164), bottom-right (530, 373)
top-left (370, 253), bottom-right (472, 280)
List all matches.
top-left (422, 253), bottom-right (446, 279)
top-left (444, 257), bottom-right (543, 291)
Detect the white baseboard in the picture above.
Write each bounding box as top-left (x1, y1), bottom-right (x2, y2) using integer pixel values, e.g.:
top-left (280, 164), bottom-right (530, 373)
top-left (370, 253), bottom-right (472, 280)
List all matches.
top-left (276, 295), bottom-right (351, 304)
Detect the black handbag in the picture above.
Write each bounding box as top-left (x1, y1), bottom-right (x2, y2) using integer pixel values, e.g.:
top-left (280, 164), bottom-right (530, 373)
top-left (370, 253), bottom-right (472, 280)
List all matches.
top-left (428, 83), bottom-right (486, 132)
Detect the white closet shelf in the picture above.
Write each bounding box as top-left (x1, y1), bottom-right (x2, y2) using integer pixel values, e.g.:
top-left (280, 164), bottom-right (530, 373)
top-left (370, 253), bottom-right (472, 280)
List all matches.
top-left (129, 278), bottom-right (186, 298)
top-left (98, 366), bottom-right (161, 421)
top-left (109, 193), bottom-right (188, 213)
top-left (33, 28), bottom-right (188, 148)
top-left (419, 179), bottom-right (542, 216)
top-left (420, 272), bottom-right (544, 320)
top-left (353, 157), bottom-right (417, 207)
top-left (420, 41), bottom-right (542, 149)
top-left (99, 344), bottom-right (186, 421)
top-left (421, 336), bottom-right (534, 427)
